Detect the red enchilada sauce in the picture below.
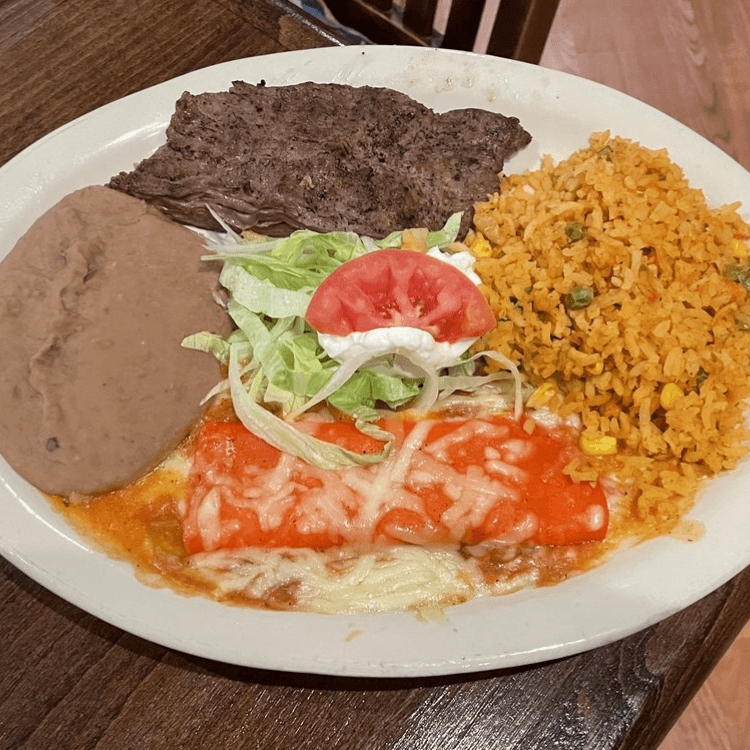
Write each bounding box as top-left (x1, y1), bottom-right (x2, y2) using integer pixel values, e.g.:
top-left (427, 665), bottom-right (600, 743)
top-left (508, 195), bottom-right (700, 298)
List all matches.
top-left (182, 416), bottom-right (608, 554)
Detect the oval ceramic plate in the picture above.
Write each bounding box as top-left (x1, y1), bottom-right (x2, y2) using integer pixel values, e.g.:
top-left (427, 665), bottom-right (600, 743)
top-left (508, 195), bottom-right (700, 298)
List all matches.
top-left (1, 46), bottom-right (749, 678)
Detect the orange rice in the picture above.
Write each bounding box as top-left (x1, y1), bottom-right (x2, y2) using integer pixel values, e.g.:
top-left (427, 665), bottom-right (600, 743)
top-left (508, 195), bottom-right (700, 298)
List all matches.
top-left (470, 131), bottom-right (750, 534)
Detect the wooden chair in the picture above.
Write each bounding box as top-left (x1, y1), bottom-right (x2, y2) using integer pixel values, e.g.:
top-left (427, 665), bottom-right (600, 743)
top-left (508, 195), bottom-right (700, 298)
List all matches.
top-left (322, 0), bottom-right (561, 64)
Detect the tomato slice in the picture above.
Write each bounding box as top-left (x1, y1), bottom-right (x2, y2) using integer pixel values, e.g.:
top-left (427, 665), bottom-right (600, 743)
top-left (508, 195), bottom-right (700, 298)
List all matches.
top-left (305, 249), bottom-right (496, 343)
top-left (182, 417), bottom-right (609, 554)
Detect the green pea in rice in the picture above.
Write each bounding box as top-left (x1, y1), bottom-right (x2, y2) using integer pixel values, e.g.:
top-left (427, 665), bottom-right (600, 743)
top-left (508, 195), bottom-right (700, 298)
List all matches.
top-left (471, 131), bottom-right (750, 534)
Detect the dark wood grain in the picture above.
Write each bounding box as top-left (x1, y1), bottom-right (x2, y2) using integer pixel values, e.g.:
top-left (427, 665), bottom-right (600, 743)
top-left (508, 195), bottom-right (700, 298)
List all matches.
top-left (2, 555), bottom-right (750, 750)
top-left (0, 0), bottom-right (347, 166)
top-left (1, 0), bottom-right (750, 748)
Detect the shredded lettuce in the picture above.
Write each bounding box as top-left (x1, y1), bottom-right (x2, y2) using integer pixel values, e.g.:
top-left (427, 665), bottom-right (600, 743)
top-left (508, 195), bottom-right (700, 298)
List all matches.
top-left (220, 263), bottom-right (311, 319)
top-left (227, 346), bottom-right (393, 469)
top-left (184, 212), bottom-right (522, 468)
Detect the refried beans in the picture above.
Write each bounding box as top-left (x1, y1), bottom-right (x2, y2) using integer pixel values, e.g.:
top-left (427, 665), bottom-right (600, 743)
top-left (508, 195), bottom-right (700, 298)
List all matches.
top-left (0, 185), bottom-right (232, 496)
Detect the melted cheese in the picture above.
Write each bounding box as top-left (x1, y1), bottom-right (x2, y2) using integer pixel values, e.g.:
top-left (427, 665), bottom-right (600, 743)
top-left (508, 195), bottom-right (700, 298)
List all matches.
top-left (187, 417), bottom-right (541, 549)
top-left (187, 544), bottom-right (534, 614)
top-left (49, 411), bottom-right (623, 614)
top-left (425, 421), bottom-right (509, 461)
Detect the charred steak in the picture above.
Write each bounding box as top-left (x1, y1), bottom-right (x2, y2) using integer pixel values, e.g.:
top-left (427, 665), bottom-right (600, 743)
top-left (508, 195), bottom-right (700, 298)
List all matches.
top-left (108, 81), bottom-right (531, 238)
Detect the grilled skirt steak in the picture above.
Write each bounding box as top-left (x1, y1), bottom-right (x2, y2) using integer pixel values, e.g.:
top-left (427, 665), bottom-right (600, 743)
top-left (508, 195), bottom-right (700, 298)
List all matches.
top-left (108, 81), bottom-right (531, 238)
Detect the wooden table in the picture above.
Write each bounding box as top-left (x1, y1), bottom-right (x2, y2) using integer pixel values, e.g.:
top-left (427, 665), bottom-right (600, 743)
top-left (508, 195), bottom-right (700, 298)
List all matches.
top-left (1, 1), bottom-right (749, 748)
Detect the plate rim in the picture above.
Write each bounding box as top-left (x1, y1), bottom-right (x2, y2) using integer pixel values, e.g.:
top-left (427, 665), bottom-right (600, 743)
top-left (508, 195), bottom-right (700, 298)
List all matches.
top-left (1, 44), bottom-right (750, 678)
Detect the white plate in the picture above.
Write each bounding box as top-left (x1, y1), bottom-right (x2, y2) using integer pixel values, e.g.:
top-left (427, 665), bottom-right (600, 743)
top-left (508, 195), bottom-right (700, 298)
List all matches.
top-left (1, 46), bottom-right (750, 678)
